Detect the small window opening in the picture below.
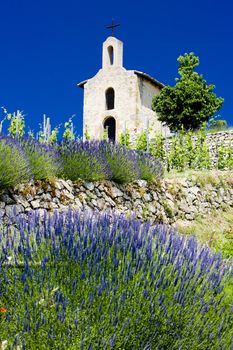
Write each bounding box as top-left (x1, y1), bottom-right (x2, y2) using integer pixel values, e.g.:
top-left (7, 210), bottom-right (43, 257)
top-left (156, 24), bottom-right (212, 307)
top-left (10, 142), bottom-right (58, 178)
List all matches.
top-left (104, 117), bottom-right (116, 142)
top-left (108, 46), bottom-right (114, 65)
top-left (105, 88), bottom-right (115, 110)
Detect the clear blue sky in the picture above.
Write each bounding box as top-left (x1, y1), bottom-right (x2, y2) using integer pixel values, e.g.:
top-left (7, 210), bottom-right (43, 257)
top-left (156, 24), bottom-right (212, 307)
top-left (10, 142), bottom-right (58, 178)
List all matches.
top-left (0, 0), bottom-right (232, 137)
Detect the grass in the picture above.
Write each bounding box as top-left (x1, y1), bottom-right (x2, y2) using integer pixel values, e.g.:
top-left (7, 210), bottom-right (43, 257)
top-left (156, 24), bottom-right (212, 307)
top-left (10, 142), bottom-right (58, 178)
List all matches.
top-left (174, 206), bottom-right (233, 258)
top-left (206, 126), bottom-right (233, 134)
top-left (165, 169), bottom-right (233, 187)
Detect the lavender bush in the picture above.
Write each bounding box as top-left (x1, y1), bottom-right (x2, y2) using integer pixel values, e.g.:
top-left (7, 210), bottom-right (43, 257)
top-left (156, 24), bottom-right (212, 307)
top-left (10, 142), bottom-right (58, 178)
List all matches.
top-left (0, 210), bottom-right (232, 349)
top-left (100, 141), bottom-right (140, 183)
top-left (59, 140), bottom-right (111, 181)
top-left (21, 139), bottom-right (62, 180)
top-left (136, 151), bottom-right (163, 182)
top-left (0, 135), bottom-right (163, 188)
top-left (0, 136), bottom-right (31, 190)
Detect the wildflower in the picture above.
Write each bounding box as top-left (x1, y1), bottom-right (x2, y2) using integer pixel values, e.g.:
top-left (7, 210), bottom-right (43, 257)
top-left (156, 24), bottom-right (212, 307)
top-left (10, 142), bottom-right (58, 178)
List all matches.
top-left (0, 307), bottom-right (7, 313)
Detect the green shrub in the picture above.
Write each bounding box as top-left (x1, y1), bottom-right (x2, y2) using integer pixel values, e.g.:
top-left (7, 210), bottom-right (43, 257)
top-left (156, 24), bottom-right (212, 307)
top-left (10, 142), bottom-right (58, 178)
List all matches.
top-left (100, 142), bottom-right (140, 183)
top-left (0, 137), bottom-right (30, 189)
top-left (119, 129), bottom-right (131, 148)
top-left (59, 140), bottom-right (109, 181)
top-left (168, 131), bottom-right (187, 171)
top-left (136, 130), bottom-right (148, 151)
top-left (137, 151), bottom-right (163, 182)
top-left (21, 139), bottom-right (61, 180)
top-left (150, 132), bottom-right (166, 161)
top-left (209, 119), bottom-right (227, 131)
top-left (217, 144), bottom-right (233, 170)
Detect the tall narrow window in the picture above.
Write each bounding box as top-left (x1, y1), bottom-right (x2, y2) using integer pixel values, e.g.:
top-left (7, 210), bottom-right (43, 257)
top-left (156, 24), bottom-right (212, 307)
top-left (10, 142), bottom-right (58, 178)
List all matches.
top-left (105, 88), bottom-right (115, 110)
top-left (108, 46), bottom-right (114, 65)
top-left (104, 117), bottom-right (116, 142)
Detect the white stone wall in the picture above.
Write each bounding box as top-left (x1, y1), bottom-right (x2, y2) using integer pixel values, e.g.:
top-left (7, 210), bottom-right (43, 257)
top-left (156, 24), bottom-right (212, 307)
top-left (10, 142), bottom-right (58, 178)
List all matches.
top-left (81, 36), bottom-right (167, 142)
top-left (136, 78), bottom-right (169, 137)
top-left (83, 66), bottom-right (138, 140)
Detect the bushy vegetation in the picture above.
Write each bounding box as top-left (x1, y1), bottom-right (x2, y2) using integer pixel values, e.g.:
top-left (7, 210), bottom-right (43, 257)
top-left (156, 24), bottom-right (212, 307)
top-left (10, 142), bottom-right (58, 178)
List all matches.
top-left (0, 137), bottom-right (163, 189)
top-left (59, 140), bottom-right (110, 182)
top-left (0, 211), bottom-right (232, 349)
top-left (152, 52), bottom-right (224, 131)
top-left (209, 119), bottom-right (228, 132)
top-left (136, 151), bottom-right (163, 181)
top-left (100, 142), bottom-right (140, 183)
top-left (134, 127), bottom-right (233, 172)
top-left (0, 136), bottom-right (31, 190)
top-left (21, 139), bottom-right (62, 180)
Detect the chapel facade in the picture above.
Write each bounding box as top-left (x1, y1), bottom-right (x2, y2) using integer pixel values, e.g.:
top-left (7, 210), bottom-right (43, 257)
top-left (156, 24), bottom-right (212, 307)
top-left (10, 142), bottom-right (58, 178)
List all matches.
top-left (78, 36), bottom-right (168, 142)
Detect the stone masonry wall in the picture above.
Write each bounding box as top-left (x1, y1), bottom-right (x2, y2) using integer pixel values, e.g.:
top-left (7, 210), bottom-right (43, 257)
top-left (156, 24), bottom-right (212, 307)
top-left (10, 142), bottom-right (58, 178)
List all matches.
top-left (0, 175), bottom-right (232, 225)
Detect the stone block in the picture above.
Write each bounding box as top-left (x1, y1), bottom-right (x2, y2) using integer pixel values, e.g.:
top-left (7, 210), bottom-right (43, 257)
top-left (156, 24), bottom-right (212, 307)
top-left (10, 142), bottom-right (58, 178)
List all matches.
top-left (31, 200), bottom-right (40, 209)
top-left (111, 187), bottom-right (123, 198)
top-left (0, 201), bottom-right (5, 209)
top-left (5, 204), bottom-right (24, 217)
top-left (84, 182), bottom-right (94, 191)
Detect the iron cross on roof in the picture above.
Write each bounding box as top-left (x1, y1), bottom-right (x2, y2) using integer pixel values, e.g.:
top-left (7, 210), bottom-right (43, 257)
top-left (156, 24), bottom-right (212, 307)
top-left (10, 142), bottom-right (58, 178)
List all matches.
top-left (106, 19), bottom-right (120, 37)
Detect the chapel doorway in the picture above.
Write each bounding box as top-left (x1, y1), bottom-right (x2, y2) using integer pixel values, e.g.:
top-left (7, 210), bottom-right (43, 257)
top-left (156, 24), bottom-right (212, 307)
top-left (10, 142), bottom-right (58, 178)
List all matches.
top-left (103, 117), bottom-right (116, 141)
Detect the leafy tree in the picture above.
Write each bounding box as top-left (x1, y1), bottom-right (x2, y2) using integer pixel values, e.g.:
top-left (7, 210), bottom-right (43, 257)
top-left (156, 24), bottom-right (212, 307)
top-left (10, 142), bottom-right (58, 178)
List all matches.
top-left (152, 52), bottom-right (224, 131)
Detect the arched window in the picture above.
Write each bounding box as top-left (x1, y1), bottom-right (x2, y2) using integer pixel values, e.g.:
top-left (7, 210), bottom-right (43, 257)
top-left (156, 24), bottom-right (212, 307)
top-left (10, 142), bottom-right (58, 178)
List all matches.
top-left (104, 117), bottom-right (116, 142)
top-left (107, 46), bottom-right (114, 65)
top-left (105, 88), bottom-right (115, 110)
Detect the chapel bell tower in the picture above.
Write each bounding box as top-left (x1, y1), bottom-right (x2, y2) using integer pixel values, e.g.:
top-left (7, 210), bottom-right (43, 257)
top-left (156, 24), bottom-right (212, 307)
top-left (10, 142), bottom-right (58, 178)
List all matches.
top-left (102, 36), bottom-right (123, 68)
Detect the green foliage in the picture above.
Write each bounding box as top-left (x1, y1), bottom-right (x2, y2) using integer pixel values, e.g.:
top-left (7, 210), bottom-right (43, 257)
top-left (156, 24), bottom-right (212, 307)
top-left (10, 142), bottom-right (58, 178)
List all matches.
top-left (209, 119), bottom-right (227, 131)
top-left (119, 129), bottom-right (131, 148)
top-left (49, 127), bottom-right (59, 144)
top-left (63, 117), bottom-right (75, 141)
top-left (168, 130), bottom-right (187, 171)
top-left (0, 138), bottom-right (30, 189)
top-left (165, 128), bottom-right (212, 172)
top-left (38, 123), bottom-right (60, 144)
top-left (103, 128), bottom-right (108, 141)
top-left (84, 126), bottom-right (91, 141)
top-left (192, 127), bottom-right (211, 170)
top-left (136, 130), bottom-right (148, 151)
top-left (152, 52), bottom-right (224, 131)
top-left (217, 144), bottom-right (233, 170)
top-left (150, 132), bottom-right (166, 160)
top-left (184, 132), bottom-right (196, 168)
top-left (7, 111), bottom-right (25, 138)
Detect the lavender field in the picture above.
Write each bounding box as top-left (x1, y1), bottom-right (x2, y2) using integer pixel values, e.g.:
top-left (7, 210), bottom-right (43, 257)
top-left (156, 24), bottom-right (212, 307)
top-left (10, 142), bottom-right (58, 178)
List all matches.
top-left (0, 136), bottom-right (163, 191)
top-left (0, 210), bottom-right (232, 349)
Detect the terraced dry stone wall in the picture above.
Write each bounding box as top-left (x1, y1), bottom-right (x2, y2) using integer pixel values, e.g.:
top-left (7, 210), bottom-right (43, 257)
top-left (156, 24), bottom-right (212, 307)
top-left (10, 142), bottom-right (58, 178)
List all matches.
top-left (0, 175), bottom-right (232, 224)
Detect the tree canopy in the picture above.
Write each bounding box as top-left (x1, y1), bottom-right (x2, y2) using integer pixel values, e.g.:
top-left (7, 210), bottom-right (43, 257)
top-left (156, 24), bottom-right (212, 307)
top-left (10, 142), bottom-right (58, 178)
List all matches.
top-left (152, 52), bottom-right (224, 131)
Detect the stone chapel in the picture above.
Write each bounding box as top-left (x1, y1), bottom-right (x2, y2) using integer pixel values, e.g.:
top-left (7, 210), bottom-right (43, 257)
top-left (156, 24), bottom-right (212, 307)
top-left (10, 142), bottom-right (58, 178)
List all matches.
top-left (78, 35), bottom-right (168, 142)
